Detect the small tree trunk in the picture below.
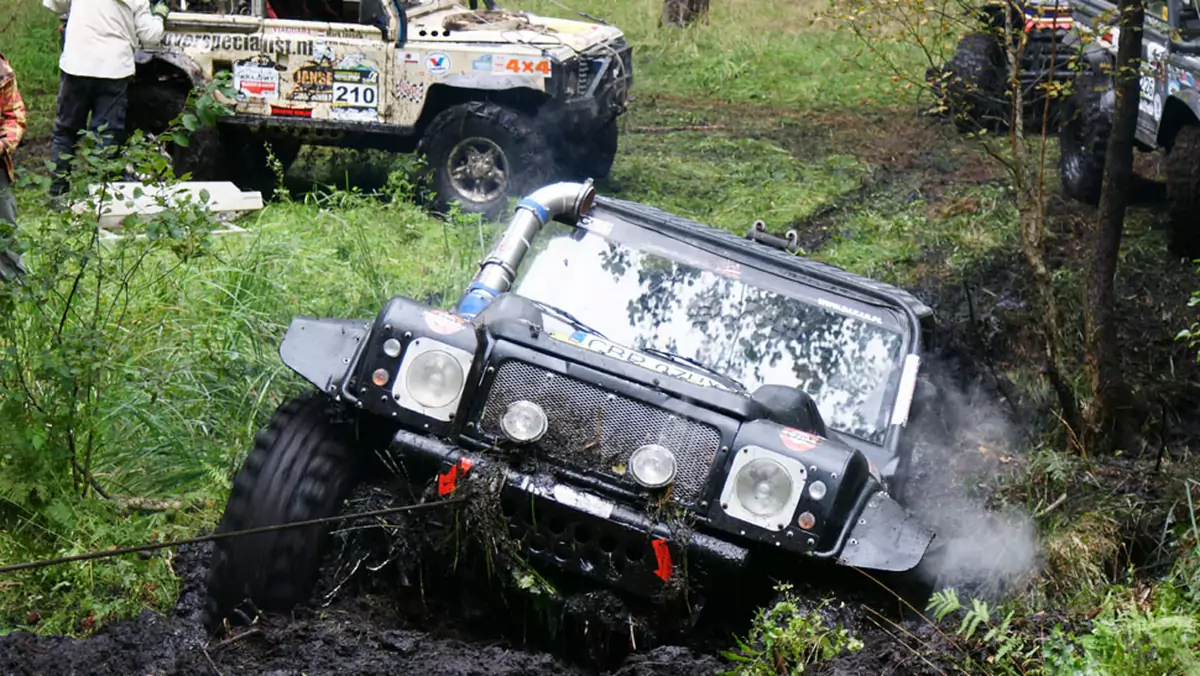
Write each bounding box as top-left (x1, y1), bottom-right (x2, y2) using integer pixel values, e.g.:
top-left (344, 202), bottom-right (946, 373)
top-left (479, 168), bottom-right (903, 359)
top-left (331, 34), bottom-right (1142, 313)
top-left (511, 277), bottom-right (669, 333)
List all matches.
top-left (1082, 0), bottom-right (1144, 454)
top-left (661, 0), bottom-right (710, 27)
top-left (1003, 3), bottom-right (1083, 440)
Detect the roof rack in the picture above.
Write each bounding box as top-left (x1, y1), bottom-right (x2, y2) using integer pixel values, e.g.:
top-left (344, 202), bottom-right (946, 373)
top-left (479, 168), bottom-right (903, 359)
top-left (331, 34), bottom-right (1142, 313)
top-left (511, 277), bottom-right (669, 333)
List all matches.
top-left (745, 220), bottom-right (801, 254)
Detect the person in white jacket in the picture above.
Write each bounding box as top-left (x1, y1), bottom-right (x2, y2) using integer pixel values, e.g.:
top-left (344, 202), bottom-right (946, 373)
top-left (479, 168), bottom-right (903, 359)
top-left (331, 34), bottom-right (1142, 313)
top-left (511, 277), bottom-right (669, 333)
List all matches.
top-left (43, 0), bottom-right (170, 199)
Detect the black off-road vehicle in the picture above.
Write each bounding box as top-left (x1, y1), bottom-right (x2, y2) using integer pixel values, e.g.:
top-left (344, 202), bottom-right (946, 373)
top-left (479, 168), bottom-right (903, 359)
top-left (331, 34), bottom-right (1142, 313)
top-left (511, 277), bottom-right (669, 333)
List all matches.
top-left (931, 0), bottom-right (1075, 130)
top-left (201, 182), bottom-right (945, 632)
top-left (1059, 0), bottom-right (1200, 250)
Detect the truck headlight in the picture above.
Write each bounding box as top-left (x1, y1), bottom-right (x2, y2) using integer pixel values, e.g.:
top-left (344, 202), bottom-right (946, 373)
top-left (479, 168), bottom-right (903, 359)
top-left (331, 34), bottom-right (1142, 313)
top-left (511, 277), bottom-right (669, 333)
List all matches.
top-left (500, 400), bottom-right (548, 443)
top-left (734, 458), bottom-right (792, 516)
top-left (393, 338), bottom-right (473, 421)
top-left (719, 445), bottom-right (807, 531)
top-left (629, 444), bottom-right (677, 488)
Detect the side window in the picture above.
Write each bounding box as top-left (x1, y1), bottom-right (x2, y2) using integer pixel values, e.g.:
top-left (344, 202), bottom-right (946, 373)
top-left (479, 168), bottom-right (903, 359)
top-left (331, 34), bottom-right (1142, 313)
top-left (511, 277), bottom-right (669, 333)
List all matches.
top-left (359, 0), bottom-right (390, 34)
top-left (1149, 0), bottom-right (1170, 24)
top-left (266, 0), bottom-right (345, 22)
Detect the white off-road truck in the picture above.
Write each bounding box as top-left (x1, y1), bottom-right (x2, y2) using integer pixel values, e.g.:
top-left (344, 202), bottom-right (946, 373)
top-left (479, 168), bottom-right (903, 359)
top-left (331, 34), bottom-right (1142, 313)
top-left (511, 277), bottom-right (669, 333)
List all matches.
top-left (128, 0), bottom-right (633, 215)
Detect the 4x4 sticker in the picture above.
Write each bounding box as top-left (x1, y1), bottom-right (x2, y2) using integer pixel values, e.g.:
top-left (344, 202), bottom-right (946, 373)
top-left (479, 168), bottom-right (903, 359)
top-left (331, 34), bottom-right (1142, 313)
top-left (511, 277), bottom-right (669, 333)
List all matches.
top-left (494, 56), bottom-right (551, 77)
top-left (551, 330), bottom-right (734, 392)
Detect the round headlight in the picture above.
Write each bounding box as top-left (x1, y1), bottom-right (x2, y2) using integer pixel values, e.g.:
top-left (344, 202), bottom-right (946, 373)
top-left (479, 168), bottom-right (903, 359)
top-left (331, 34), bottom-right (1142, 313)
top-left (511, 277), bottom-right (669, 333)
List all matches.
top-left (405, 349), bottom-right (465, 409)
top-left (629, 444), bottom-right (677, 488)
top-left (733, 458), bottom-right (794, 517)
top-left (500, 400), bottom-right (548, 443)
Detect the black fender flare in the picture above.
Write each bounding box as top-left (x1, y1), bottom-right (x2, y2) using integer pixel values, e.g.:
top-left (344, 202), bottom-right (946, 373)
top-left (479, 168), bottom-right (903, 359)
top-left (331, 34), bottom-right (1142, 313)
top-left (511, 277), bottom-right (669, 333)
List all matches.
top-left (1159, 90), bottom-right (1200, 148)
top-left (832, 489), bottom-right (935, 573)
top-left (135, 49), bottom-right (207, 88)
top-left (278, 317), bottom-right (372, 395)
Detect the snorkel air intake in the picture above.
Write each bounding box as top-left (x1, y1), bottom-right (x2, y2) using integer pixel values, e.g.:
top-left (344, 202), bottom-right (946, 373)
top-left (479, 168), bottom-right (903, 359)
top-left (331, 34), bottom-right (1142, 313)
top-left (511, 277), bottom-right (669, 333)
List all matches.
top-left (454, 181), bottom-right (598, 319)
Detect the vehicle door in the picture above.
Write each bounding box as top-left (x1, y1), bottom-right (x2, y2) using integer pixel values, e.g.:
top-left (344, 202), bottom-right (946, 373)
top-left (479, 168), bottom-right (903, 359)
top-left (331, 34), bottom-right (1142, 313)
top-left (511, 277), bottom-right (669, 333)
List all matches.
top-left (1138, 0), bottom-right (1172, 145)
top-left (257, 8), bottom-right (391, 123)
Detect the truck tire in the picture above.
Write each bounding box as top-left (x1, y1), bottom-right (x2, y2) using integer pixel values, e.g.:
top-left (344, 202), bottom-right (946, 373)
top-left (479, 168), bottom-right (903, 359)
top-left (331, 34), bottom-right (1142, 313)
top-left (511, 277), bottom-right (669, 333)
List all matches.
top-left (420, 102), bottom-right (553, 220)
top-left (1058, 75), bottom-right (1111, 206)
top-left (565, 119), bottom-right (619, 181)
top-left (1165, 124), bottom-right (1200, 254)
top-left (201, 392), bottom-right (366, 633)
top-left (943, 32), bottom-right (1005, 133)
top-left (127, 83), bottom-right (298, 199)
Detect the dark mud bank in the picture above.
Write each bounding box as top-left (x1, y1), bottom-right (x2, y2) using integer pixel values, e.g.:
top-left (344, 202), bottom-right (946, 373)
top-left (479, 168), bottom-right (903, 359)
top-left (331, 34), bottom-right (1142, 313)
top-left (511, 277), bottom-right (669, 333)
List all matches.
top-left (0, 539), bottom-right (723, 676)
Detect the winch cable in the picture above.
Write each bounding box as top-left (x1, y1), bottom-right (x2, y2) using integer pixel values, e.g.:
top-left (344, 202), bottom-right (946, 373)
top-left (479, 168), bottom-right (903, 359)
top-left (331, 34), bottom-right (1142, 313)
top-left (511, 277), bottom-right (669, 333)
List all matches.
top-left (0, 498), bottom-right (467, 575)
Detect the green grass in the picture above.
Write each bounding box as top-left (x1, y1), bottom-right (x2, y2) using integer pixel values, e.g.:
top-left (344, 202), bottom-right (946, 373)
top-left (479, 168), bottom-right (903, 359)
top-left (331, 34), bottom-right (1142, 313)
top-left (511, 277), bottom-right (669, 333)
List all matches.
top-left (4, 0), bottom-right (62, 140)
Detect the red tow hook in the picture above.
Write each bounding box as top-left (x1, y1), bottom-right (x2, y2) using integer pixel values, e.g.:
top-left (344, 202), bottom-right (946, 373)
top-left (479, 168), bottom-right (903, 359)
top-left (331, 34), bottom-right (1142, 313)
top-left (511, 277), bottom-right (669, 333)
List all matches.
top-left (437, 458), bottom-right (475, 496)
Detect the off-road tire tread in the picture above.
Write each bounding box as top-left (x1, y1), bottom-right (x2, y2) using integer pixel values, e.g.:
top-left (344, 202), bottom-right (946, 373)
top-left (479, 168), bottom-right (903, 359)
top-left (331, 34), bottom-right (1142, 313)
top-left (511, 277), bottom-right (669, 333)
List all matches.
top-left (420, 101), bottom-right (553, 219)
top-left (1165, 124), bottom-right (1200, 253)
top-left (201, 392), bottom-right (363, 633)
top-left (1058, 75), bottom-right (1112, 206)
top-left (944, 32), bottom-right (1005, 133)
top-left (564, 119), bottom-right (619, 181)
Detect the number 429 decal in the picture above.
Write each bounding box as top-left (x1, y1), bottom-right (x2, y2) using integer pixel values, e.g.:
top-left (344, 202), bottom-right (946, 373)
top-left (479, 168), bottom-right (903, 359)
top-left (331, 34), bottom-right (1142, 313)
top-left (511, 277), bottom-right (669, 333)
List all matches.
top-left (499, 57), bottom-right (551, 77)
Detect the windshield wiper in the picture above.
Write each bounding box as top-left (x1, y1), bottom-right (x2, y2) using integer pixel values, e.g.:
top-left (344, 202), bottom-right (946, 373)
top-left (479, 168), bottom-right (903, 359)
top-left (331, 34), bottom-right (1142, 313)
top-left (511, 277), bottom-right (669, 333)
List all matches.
top-left (639, 346), bottom-right (745, 391)
top-left (530, 300), bottom-right (611, 340)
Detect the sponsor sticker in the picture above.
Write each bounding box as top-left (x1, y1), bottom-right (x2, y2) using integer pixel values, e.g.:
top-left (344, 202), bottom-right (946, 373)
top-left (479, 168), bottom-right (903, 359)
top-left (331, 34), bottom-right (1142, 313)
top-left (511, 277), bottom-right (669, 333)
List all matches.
top-left (425, 51), bottom-right (451, 75)
top-left (402, 51), bottom-right (420, 63)
top-left (550, 331), bottom-right (734, 392)
top-left (269, 104), bottom-right (312, 118)
top-left (472, 54), bottom-right (494, 72)
top-left (553, 484), bottom-right (614, 520)
top-left (492, 56), bottom-right (552, 77)
top-left (424, 308), bottom-right (468, 335)
top-left (232, 56), bottom-right (279, 101)
top-left (816, 297), bottom-right (884, 325)
top-left (779, 427), bottom-right (823, 452)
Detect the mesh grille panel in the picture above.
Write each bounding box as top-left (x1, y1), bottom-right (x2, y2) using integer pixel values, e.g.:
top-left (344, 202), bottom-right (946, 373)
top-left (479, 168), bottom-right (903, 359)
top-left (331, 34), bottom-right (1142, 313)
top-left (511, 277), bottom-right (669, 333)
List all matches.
top-left (479, 360), bottom-right (722, 505)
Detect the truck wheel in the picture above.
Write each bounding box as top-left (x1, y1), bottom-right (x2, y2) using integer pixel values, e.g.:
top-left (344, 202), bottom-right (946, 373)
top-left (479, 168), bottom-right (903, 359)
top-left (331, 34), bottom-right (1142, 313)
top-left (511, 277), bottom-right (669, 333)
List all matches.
top-left (201, 392), bottom-right (366, 633)
top-left (1165, 125), bottom-right (1200, 254)
top-left (566, 119), bottom-right (619, 181)
top-left (1058, 75), bottom-right (1112, 206)
top-left (420, 102), bottom-right (553, 220)
top-left (943, 32), bottom-right (1005, 133)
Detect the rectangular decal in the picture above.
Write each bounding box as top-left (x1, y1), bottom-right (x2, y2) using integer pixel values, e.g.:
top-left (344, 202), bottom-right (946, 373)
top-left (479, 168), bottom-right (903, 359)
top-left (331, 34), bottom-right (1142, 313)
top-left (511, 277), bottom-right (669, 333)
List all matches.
top-left (232, 56), bottom-right (279, 101)
top-left (161, 33), bottom-right (313, 57)
top-left (491, 55), bottom-right (552, 78)
top-left (550, 331), bottom-right (735, 392)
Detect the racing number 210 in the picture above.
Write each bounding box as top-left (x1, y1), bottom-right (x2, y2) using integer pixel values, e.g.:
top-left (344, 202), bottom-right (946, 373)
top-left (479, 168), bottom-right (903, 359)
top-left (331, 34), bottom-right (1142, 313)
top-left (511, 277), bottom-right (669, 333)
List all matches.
top-left (334, 83), bottom-right (377, 106)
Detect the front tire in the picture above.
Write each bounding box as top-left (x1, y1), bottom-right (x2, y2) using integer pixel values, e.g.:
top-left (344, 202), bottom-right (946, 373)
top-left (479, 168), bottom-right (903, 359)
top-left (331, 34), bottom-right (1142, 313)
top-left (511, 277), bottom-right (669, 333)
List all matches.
top-left (420, 102), bottom-right (553, 220)
top-left (563, 119), bottom-right (619, 181)
top-left (1058, 74), bottom-right (1112, 206)
top-left (940, 32), bottom-right (1006, 133)
top-left (201, 392), bottom-right (371, 633)
top-left (1165, 125), bottom-right (1200, 255)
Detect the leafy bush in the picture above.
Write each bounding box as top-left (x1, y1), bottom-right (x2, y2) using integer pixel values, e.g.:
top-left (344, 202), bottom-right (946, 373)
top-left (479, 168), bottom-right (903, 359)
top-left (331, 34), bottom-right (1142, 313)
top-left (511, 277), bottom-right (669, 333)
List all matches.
top-left (722, 584), bottom-right (863, 675)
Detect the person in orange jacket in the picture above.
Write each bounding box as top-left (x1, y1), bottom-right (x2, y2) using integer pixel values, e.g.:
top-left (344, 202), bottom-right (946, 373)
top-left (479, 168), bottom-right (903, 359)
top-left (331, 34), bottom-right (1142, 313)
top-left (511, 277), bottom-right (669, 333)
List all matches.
top-left (0, 52), bottom-right (27, 280)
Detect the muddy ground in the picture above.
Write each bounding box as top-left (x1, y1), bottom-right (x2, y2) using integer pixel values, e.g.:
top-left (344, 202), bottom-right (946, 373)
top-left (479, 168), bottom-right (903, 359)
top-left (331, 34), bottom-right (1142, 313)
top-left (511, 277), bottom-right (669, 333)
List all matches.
top-left (4, 99), bottom-right (1198, 675)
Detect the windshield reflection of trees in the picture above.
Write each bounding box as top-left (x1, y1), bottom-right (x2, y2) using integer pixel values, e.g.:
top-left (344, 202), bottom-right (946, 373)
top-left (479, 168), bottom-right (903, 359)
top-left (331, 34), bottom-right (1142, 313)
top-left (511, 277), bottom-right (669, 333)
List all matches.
top-left (597, 239), bottom-right (903, 444)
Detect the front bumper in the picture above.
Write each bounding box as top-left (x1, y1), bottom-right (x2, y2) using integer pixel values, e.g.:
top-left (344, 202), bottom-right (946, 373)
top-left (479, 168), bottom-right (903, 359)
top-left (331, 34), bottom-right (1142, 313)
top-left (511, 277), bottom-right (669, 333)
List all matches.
top-left (389, 428), bottom-right (932, 599)
top-left (547, 41), bottom-right (633, 138)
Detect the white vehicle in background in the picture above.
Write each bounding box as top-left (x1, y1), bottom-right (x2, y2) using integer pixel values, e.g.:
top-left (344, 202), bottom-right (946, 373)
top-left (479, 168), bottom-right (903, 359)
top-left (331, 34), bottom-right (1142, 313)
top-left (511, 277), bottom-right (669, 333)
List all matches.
top-left (128, 0), bottom-right (633, 215)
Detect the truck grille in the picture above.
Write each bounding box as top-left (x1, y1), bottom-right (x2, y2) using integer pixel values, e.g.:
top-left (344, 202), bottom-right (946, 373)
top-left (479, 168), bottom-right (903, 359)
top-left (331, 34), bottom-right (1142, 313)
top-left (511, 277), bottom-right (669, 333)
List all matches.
top-left (478, 360), bottom-right (721, 505)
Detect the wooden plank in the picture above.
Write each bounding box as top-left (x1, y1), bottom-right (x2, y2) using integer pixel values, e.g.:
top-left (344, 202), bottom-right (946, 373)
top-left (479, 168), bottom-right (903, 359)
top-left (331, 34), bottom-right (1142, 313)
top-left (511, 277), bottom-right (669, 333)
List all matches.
top-left (73, 181), bottom-right (263, 231)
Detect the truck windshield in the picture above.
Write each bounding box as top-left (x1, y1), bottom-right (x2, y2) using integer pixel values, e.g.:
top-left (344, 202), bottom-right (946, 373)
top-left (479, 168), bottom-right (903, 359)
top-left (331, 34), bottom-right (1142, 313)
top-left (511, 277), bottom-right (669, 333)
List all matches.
top-left (509, 219), bottom-right (907, 445)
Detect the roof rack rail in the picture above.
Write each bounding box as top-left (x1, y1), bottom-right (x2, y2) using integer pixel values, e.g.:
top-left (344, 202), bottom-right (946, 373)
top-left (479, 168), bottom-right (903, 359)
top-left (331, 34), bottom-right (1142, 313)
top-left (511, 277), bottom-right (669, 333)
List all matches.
top-left (745, 220), bottom-right (801, 254)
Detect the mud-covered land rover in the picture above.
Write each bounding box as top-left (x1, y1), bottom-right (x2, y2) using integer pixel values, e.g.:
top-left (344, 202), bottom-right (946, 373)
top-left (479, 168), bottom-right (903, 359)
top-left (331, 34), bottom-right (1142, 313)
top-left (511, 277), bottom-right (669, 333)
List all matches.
top-left (127, 0), bottom-right (632, 215)
top-left (201, 181), bottom-right (946, 634)
top-left (1059, 0), bottom-right (1200, 250)
top-left (930, 0), bottom-right (1075, 130)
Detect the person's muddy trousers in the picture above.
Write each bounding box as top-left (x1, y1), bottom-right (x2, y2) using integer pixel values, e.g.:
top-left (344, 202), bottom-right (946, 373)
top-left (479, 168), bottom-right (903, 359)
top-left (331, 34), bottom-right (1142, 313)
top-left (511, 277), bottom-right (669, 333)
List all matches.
top-left (48, 72), bottom-right (130, 198)
top-left (0, 168), bottom-right (26, 280)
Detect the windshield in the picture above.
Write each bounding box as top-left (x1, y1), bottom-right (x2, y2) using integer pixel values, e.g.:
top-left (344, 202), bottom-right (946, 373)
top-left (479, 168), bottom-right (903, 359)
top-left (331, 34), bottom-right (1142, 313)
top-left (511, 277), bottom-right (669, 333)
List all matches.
top-left (507, 217), bottom-right (909, 446)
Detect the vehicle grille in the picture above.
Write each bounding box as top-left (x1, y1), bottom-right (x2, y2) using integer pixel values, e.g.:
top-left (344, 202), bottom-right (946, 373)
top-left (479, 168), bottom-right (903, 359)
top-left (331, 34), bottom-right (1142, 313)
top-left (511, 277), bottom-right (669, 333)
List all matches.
top-left (478, 360), bottom-right (722, 506)
top-left (1023, 28), bottom-right (1071, 77)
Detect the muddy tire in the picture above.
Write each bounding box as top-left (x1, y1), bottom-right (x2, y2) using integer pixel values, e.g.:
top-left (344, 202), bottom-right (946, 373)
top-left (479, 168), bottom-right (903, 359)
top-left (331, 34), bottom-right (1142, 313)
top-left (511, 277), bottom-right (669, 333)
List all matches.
top-left (942, 32), bottom-right (1006, 133)
top-left (420, 102), bottom-right (553, 220)
top-left (1165, 125), bottom-right (1200, 255)
top-left (201, 392), bottom-right (367, 633)
top-left (127, 83), bottom-right (298, 199)
top-left (564, 119), bottom-right (619, 180)
top-left (1058, 75), bottom-right (1112, 206)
